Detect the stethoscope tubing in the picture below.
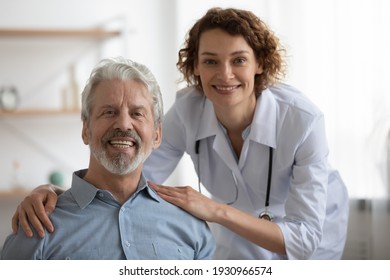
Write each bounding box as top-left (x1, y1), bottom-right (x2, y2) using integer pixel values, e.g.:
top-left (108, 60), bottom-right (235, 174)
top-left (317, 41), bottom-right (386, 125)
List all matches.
top-left (196, 139), bottom-right (273, 219)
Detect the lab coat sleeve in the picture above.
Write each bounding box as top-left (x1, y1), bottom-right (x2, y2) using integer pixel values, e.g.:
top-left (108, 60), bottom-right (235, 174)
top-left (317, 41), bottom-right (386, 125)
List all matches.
top-left (278, 114), bottom-right (328, 259)
top-left (143, 103), bottom-right (187, 184)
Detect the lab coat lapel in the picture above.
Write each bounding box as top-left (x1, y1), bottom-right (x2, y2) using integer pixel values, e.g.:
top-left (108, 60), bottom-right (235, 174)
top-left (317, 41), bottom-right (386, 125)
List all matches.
top-left (195, 97), bottom-right (218, 140)
top-left (241, 90), bottom-right (279, 209)
top-left (212, 130), bottom-right (258, 213)
top-left (196, 97), bottom-right (239, 172)
top-left (238, 90), bottom-right (277, 169)
top-left (196, 98), bottom-right (257, 213)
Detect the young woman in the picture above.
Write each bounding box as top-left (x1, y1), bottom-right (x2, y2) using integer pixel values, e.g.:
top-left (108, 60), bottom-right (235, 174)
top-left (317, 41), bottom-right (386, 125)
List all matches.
top-left (12, 7), bottom-right (348, 260)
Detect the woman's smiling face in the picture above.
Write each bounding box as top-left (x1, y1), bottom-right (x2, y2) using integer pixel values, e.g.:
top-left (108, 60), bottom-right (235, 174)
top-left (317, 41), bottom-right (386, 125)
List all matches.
top-left (194, 28), bottom-right (263, 110)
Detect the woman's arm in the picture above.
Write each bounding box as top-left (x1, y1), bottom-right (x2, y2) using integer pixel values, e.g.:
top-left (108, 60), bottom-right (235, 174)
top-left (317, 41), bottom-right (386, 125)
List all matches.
top-left (12, 184), bottom-right (62, 238)
top-left (148, 182), bottom-right (286, 255)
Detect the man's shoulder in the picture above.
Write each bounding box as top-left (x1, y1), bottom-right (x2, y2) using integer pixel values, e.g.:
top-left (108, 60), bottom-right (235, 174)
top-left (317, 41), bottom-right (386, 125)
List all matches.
top-left (1, 227), bottom-right (45, 259)
top-left (144, 188), bottom-right (209, 229)
top-left (55, 189), bottom-right (78, 209)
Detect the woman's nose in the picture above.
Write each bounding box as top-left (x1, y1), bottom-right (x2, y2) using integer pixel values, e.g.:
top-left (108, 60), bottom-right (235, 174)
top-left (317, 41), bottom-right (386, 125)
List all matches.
top-left (218, 63), bottom-right (234, 80)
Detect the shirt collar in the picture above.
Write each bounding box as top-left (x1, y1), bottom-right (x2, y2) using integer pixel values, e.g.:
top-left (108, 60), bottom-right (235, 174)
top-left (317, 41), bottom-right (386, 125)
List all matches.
top-left (195, 89), bottom-right (277, 148)
top-left (70, 169), bottom-right (161, 209)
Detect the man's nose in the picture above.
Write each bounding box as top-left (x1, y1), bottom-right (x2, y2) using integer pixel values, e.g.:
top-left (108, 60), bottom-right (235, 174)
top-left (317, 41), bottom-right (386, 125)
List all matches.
top-left (114, 112), bottom-right (134, 131)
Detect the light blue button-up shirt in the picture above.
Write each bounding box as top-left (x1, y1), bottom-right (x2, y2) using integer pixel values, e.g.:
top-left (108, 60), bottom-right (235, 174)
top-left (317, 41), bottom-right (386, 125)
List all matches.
top-left (1, 170), bottom-right (215, 260)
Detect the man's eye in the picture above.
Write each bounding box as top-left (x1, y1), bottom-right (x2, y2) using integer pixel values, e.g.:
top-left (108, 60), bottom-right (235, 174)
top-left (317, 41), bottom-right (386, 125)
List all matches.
top-left (132, 112), bottom-right (144, 118)
top-left (104, 110), bottom-right (116, 116)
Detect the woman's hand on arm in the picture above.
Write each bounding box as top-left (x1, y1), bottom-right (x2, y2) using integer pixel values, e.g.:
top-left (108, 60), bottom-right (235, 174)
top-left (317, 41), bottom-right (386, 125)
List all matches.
top-left (148, 181), bottom-right (286, 255)
top-left (11, 184), bottom-right (62, 238)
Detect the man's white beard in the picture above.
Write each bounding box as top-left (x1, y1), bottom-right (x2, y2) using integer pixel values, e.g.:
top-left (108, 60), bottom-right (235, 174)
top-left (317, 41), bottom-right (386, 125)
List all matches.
top-left (89, 129), bottom-right (151, 175)
top-left (94, 149), bottom-right (147, 175)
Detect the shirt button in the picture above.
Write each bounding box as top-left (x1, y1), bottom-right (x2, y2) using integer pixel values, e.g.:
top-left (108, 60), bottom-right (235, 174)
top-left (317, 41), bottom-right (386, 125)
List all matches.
top-left (125, 241), bottom-right (130, 247)
top-left (121, 207), bottom-right (126, 212)
top-left (98, 192), bottom-right (104, 198)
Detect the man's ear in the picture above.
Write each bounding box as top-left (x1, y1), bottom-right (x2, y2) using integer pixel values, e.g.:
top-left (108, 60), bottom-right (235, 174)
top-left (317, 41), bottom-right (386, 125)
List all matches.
top-left (82, 121), bottom-right (89, 145)
top-left (152, 124), bottom-right (162, 149)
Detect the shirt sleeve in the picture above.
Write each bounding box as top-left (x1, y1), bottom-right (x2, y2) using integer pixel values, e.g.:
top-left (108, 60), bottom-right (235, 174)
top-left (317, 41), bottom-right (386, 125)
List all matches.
top-left (193, 222), bottom-right (216, 260)
top-left (1, 227), bottom-right (44, 260)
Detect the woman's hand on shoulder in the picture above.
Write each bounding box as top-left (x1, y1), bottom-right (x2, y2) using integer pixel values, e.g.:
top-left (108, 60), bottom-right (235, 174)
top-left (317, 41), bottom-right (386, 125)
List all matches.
top-left (11, 184), bottom-right (60, 238)
top-left (148, 181), bottom-right (224, 222)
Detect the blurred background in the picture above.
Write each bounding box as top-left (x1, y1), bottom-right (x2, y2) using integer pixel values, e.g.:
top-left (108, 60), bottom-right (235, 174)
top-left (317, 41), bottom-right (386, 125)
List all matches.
top-left (0, 0), bottom-right (389, 259)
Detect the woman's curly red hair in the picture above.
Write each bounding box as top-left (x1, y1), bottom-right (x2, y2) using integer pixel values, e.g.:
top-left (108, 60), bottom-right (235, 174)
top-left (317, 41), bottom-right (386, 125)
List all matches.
top-left (177, 7), bottom-right (286, 94)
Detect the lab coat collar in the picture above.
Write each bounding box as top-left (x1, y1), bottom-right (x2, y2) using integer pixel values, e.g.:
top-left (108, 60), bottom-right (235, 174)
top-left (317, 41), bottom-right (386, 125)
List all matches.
top-left (195, 96), bottom-right (219, 141)
top-left (195, 89), bottom-right (278, 149)
top-left (249, 88), bottom-right (277, 149)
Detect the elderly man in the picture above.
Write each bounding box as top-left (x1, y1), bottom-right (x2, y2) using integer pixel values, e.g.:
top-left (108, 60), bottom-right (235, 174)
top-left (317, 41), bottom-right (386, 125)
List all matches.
top-left (1, 57), bottom-right (215, 260)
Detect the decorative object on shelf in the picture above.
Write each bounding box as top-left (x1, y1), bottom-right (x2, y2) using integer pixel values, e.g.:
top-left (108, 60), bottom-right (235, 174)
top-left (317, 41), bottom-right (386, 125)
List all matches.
top-left (0, 84), bottom-right (20, 111)
top-left (49, 170), bottom-right (64, 187)
top-left (62, 64), bottom-right (80, 111)
top-left (11, 160), bottom-right (23, 189)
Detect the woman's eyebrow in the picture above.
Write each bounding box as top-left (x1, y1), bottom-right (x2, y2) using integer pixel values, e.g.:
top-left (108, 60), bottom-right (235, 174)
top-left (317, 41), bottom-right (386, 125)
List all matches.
top-left (199, 50), bottom-right (250, 56)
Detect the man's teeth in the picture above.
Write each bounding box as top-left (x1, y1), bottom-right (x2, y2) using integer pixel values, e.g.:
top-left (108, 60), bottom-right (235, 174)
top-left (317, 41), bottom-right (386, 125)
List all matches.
top-left (110, 140), bottom-right (135, 148)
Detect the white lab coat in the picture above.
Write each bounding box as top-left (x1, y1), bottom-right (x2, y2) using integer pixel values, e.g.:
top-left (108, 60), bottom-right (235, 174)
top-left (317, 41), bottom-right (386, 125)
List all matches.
top-left (144, 83), bottom-right (349, 260)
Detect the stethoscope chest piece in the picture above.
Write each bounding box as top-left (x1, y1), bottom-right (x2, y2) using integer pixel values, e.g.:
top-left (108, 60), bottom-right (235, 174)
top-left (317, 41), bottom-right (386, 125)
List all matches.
top-left (259, 210), bottom-right (273, 222)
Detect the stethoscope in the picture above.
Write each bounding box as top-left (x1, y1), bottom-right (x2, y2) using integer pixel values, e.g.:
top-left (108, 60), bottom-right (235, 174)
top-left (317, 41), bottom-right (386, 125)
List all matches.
top-left (195, 139), bottom-right (274, 221)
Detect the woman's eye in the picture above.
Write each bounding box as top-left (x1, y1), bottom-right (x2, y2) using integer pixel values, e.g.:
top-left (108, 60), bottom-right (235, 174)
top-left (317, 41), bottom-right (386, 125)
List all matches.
top-left (234, 57), bottom-right (246, 64)
top-left (204, 59), bottom-right (217, 65)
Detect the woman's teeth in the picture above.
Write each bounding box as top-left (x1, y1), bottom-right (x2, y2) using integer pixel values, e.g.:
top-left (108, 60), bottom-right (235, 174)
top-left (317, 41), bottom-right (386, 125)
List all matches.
top-left (215, 85), bottom-right (238, 91)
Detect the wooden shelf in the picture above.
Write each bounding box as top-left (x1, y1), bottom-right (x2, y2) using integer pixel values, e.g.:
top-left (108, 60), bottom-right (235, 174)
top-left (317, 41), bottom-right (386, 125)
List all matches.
top-left (0, 109), bottom-right (80, 117)
top-left (0, 28), bottom-right (121, 38)
top-left (0, 27), bottom-right (122, 117)
top-left (0, 189), bottom-right (30, 198)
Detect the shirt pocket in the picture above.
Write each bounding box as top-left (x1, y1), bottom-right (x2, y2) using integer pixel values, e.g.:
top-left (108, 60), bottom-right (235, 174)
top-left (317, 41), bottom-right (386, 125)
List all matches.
top-left (134, 242), bottom-right (194, 260)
